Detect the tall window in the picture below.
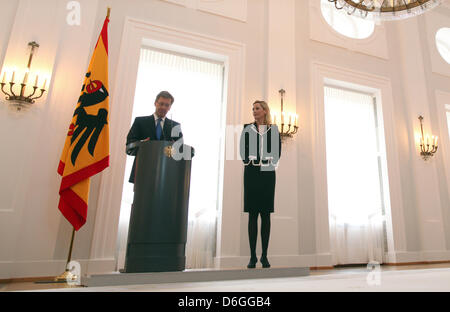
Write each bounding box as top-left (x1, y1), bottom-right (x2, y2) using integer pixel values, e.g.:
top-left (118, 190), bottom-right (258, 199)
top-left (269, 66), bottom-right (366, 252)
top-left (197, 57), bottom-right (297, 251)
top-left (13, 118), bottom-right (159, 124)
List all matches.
top-left (116, 47), bottom-right (225, 270)
top-left (324, 86), bottom-right (387, 265)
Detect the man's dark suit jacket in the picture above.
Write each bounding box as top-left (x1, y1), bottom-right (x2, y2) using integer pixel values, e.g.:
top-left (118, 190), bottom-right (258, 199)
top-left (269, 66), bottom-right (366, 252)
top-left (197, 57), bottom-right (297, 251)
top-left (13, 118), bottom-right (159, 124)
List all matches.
top-left (126, 115), bottom-right (183, 183)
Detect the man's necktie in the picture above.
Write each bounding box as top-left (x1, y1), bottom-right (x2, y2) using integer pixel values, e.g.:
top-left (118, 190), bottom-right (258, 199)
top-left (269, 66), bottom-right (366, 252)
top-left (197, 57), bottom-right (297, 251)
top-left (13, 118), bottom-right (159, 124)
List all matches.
top-left (156, 118), bottom-right (162, 140)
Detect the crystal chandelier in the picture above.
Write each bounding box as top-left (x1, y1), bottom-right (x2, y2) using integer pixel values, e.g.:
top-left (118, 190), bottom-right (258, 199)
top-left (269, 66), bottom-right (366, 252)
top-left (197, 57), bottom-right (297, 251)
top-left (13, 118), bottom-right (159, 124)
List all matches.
top-left (327, 0), bottom-right (442, 21)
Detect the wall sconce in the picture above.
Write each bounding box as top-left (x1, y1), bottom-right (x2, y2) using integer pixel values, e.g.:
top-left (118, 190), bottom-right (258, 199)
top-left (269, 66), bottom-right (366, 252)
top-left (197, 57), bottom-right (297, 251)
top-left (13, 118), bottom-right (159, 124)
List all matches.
top-left (418, 115), bottom-right (438, 161)
top-left (1, 42), bottom-right (48, 111)
top-left (271, 89), bottom-right (298, 142)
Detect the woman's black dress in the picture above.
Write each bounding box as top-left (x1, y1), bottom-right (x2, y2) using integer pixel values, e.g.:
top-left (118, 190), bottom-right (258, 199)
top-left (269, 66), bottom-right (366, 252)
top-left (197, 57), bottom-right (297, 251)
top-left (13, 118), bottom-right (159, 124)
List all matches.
top-left (240, 123), bottom-right (281, 213)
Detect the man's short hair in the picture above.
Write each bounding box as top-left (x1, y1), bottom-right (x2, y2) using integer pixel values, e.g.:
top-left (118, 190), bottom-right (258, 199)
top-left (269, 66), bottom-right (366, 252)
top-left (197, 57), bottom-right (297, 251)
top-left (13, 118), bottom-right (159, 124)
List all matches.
top-left (155, 91), bottom-right (174, 104)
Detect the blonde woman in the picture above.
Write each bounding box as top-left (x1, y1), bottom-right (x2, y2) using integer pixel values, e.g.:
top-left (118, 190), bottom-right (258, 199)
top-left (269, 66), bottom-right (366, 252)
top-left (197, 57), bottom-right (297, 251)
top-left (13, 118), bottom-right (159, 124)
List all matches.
top-left (239, 100), bottom-right (281, 268)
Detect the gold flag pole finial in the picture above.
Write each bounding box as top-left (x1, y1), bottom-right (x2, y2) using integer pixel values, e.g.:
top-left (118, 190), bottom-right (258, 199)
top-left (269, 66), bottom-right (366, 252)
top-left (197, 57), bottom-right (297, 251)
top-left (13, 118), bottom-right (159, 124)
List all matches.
top-left (107, 7), bottom-right (111, 19)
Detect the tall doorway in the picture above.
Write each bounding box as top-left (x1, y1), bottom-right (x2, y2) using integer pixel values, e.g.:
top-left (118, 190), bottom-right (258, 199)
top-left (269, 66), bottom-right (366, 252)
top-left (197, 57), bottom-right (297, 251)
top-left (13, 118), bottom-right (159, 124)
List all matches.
top-left (324, 85), bottom-right (389, 265)
top-left (116, 46), bottom-right (226, 270)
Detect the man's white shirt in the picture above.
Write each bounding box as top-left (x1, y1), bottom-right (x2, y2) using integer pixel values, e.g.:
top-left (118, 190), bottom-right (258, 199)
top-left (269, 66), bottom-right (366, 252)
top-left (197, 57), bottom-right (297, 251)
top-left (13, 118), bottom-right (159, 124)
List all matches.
top-left (153, 113), bottom-right (166, 129)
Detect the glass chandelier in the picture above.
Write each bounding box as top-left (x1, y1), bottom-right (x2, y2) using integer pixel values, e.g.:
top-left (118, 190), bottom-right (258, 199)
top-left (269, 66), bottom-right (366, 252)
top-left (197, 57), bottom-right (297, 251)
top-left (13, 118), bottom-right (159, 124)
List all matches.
top-left (327, 0), bottom-right (442, 21)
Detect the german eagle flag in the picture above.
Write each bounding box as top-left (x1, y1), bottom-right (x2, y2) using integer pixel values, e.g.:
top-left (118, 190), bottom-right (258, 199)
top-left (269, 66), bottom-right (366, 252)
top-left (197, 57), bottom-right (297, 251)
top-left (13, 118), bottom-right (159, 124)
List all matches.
top-left (57, 16), bottom-right (110, 231)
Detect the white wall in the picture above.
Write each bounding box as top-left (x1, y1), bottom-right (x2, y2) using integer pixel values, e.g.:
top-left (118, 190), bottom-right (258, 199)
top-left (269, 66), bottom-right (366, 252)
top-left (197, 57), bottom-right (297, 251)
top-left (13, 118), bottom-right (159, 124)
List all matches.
top-left (0, 0), bottom-right (449, 279)
top-left (0, 0), bottom-right (103, 278)
top-left (297, 0), bottom-right (450, 263)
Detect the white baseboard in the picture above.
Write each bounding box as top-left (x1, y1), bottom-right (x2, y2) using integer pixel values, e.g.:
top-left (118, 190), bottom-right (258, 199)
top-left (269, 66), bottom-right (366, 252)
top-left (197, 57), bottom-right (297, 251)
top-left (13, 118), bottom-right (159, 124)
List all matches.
top-left (0, 258), bottom-right (116, 280)
top-left (83, 258), bottom-right (117, 275)
top-left (420, 251), bottom-right (450, 262)
top-left (0, 262), bottom-right (14, 280)
top-left (385, 250), bottom-right (450, 264)
top-left (214, 250), bottom-right (450, 269)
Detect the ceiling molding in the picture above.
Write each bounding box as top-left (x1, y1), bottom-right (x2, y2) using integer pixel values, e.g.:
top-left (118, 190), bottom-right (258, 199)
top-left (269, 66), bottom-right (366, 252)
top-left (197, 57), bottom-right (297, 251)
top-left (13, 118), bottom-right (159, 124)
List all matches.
top-left (161, 0), bottom-right (247, 22)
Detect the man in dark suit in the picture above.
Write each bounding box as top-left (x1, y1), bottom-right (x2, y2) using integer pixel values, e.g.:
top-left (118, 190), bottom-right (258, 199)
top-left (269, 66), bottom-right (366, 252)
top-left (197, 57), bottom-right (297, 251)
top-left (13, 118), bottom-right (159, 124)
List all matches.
top-left (126, 91), bottom-right (183, 183)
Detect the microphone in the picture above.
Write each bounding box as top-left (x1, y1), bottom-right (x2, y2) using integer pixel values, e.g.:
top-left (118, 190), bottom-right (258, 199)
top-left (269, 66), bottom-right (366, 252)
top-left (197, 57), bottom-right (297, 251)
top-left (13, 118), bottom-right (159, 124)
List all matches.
top-left (126, 141), bottom-right (140, 156)
top-left (159, 116), bottom-right (173, 141)
top-left (170, 115), bottom-right (174, 142)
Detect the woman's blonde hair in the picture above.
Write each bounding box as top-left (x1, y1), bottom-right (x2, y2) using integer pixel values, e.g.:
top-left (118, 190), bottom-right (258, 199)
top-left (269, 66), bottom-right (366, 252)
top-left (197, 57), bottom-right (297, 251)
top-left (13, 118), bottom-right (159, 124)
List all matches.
top-left (253, 100), bottom-right (272, 125)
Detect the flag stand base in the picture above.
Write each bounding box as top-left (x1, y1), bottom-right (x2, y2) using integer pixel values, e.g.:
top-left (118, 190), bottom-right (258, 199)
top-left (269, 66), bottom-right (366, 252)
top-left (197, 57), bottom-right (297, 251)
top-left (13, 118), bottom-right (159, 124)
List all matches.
top-left (34, 227), bottom-right (79, 285)
top-left (53, 227), bottom-right (76, 284)
top-left (54, 269), bottom-right (78, 283)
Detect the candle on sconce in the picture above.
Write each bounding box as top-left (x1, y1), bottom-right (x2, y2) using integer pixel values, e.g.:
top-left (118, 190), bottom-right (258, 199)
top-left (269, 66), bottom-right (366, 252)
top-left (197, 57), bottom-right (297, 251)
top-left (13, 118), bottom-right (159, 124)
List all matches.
top-left (273, 113), bottom-right (277, 125)
top-left (295, 114), bottom-right (298, 127)
top-left (23, 71), bottom-right (29, 84)
top-left (281, 112), bottom-right (285, 124)
top-left (288, 114), bottom-right (292, 126)
top-left (42, 78), bottom-right (47, 90)
top-left (0, 43), bottom-right (50, 109)
top-left (417, 116), bottom-right (438, 160)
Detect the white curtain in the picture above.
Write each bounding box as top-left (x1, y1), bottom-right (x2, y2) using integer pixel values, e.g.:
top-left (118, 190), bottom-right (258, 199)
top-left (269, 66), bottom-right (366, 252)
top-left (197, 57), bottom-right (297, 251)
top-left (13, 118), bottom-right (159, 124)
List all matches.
top-left (116, 48), bottom-right (224, 270)
top-left (324, 86), bottom-right (386, 265)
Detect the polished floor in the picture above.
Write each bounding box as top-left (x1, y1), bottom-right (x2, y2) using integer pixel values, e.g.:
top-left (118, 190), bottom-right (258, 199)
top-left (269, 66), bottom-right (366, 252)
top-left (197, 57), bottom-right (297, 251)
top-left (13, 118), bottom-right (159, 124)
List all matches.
top-left (2, 263), bottom-right (450, 292)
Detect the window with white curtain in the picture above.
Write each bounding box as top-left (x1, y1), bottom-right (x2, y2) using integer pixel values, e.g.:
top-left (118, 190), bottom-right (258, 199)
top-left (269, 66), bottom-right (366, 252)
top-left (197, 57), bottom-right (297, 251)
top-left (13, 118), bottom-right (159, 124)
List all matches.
top-left (320, 0), bottom-right (375, 39)
top-left (116, 47), bottom-right (225, 270)
top-left (324, 86), bottom-right (387, 265)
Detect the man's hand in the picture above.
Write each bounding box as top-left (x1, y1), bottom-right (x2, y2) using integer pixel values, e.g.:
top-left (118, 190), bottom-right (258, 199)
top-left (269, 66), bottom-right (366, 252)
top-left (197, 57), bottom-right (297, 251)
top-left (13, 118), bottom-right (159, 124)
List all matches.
top-left (141, 137), bottom-right (150, 142)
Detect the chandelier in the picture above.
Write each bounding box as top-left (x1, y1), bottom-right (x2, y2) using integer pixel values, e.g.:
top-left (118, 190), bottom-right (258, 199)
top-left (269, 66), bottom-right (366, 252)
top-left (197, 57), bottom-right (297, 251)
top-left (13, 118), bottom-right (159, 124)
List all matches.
top-left (327, 0), bottom-right (442, 21)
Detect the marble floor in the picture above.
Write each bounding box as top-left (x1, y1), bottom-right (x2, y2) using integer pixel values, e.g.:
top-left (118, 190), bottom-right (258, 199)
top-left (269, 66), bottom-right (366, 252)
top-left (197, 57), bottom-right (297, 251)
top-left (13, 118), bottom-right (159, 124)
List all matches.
top-left (2, 263), bottom-right (450, 292)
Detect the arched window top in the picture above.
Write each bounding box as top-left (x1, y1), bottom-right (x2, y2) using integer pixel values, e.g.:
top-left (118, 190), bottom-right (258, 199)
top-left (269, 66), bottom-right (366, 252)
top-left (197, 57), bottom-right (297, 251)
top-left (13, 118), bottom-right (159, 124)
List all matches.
top-left (436, 28), bottom-right (450, 65)
top-left (320, 0), bottom-right (375, 40)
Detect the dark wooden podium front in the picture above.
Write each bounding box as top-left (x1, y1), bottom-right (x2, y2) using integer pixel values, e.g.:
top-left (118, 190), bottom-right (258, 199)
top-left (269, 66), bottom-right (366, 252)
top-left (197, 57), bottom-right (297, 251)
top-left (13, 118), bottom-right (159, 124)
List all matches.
top-left (124, 140), bottom-right (192, 273)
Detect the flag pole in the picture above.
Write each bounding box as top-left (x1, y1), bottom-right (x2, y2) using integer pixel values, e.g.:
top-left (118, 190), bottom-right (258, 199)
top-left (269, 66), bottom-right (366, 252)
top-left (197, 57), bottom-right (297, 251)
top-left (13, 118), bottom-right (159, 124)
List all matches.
top-left (54, 227), bottom-right (77, 282)
top-left (52, 7), bottom-right (111, 285)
